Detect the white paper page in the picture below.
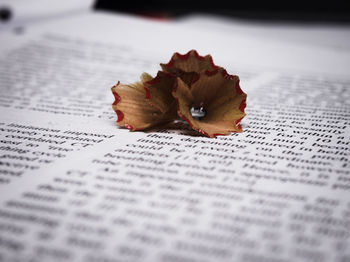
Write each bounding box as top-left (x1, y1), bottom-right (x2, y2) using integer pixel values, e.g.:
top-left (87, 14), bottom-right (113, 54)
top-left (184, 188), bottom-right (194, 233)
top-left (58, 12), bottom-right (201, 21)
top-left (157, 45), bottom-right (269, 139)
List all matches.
top-left (0, 0), bottom-right (94, 33)
top-left (0, 11), bottom-right (350, 262)
top-left (178, 14), bottom-right (350, 53)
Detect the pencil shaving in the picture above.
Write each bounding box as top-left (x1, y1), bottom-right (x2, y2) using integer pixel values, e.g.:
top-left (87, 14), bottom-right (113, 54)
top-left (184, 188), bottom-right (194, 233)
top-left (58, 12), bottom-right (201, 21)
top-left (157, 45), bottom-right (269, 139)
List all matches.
top-left (111, 50), bottom-right (247, 137)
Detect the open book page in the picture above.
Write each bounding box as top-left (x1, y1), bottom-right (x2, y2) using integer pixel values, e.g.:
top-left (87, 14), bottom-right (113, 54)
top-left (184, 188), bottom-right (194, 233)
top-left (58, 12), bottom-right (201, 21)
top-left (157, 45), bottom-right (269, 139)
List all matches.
top-left (0, 0), bottom-right (94, 33)
top-left (0, 11), bottom-right (350, 262)
top-left (178, 14), bottom-right (350, 53)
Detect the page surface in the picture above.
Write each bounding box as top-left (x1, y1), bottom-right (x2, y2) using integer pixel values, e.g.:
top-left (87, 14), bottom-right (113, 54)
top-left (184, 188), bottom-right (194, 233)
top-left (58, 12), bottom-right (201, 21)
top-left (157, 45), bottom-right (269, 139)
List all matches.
top-left (178, 14), bottom-right (350, 53)
top-left (0, 11), bottom-right (349, 262)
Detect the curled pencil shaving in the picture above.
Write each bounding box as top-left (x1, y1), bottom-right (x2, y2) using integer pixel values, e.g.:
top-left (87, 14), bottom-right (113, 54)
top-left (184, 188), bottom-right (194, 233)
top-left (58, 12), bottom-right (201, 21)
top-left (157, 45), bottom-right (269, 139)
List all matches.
top-left (111, 72), bottom-right (177, 131)
top-left (173, 69), bottom-right (246, 138)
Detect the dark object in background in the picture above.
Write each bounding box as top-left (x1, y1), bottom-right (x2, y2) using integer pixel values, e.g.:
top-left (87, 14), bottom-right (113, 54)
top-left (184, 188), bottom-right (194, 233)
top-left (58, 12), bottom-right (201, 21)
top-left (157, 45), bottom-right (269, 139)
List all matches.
top-left (0, 6), bottom-right (12, 22)
top-left (95, 0), bottom-right (350, 23)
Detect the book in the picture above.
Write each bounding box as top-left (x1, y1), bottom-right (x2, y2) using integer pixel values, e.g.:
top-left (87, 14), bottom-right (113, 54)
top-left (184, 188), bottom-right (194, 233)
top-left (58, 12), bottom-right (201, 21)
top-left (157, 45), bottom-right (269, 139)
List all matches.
top-left (0, 11), bottom-right (350, 262)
